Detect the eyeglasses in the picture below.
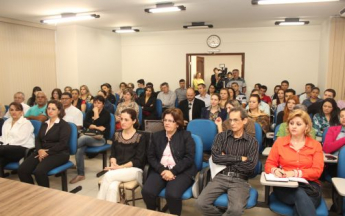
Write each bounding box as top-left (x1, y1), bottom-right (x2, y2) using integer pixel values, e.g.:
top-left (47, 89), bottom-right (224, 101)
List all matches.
top-left (163, 119), bottom-right (175, 123)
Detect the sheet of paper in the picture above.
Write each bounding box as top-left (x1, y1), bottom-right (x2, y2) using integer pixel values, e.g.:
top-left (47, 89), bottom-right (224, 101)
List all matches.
top-left (209, 156), bottom-right (226, 179)
top-left (264, 173), bottom-right (289, 182)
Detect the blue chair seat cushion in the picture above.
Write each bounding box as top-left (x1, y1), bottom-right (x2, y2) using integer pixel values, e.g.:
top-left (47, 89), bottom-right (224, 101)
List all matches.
top-left (213, 187), bottom-right (258, 209)
top-left (47, 161), bottom-right (74, 176)
top-left (4, 162), bottom-right (20, 170)
top-left (85, 144), bottom-right (111, 153)
top-left (269, 193), bottom-right (329, 216)
top-left (159, 186), bottom-right (193, 200)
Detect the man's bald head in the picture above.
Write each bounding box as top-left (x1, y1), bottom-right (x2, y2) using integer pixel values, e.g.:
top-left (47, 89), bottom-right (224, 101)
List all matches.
top-left (186, 88), bottom-right (195, 102)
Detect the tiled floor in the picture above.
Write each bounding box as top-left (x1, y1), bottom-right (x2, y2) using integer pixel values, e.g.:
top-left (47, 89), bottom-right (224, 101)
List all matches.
top-left (5, 154), bottom-right (339, 216)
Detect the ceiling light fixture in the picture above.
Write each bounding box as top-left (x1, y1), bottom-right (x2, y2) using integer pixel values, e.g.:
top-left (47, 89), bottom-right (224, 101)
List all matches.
top-left (183, 22), bottom-right (213, 29)
top-left (252, 0), bottom-right (339, 5)
top-left (275, 18), bottom-right (310, 26)
top-left (145, 2), bottom-right (186, 13)
top-left (40, 13), bottom-right (100, 24)
top-left (112, 26), bottom-right (140, 33)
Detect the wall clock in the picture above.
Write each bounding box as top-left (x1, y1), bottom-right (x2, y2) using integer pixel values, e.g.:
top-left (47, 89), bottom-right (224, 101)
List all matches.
top-left (207, 35), bottom-right (221, 48)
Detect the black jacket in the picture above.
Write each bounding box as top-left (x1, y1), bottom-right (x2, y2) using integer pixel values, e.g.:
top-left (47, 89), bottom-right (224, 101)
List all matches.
top-left (178, 98), bottom-right (205, 122)
top-left (35, 119), bottom-right (71, 155)
top-left (137, 96), bottom-right (157, 119)
top-left (148, 130), bottom-right (197, 179)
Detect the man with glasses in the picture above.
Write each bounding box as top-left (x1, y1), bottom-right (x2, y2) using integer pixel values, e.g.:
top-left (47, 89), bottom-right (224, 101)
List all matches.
top-left (24, 91), bottom-right (48, 122)
top-left (196, 107), bottom-right (259, 216)
top-left (61, 92), bottom-right (83, 130)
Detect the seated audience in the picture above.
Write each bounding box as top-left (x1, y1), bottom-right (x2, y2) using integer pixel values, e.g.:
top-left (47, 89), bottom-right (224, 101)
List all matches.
top-left (226, 69), bottom-right (247, 93)
top-left (247, 94), bottom-right (270, 133)
top-left (70, 96), bottom-right (110, 184)
top-left (116, 82), bottom-right (127, 99)
top-left (115, 88), bottom-right (139, 129)
top-left (18, 100), bottom-right (71, 187)
top-left (157, 82), bottom-right (176, 110)
top-left (254, 83), bottom-right (261, 90)
top-left (0, 102), bottom-right (35, 177)
top-left (276, 95), bottom-right (300, 126)
top-left (260, 85), bottom-right (272, 106)
top-left (24, 91), bottom-right (48, 122)
top-left (175, 79), bottom-right (187, 103)
top-left (127, 83), bottom-right (138, 100)
top-left (71, 89), bottom-right (86, 112)
top-left (265, 109), bottom-right (324, 216)
top-left (142, 108), bottom-right (196, 216)
top-left (179, 88), bottom-right (205, 125)
top-left (308, 88), bottom-right (336, 116)
top-left (227, 87), bottom-right (236, 101)
top-left (4, 92), bottom-right (30, 118)
top-left (64, 86), bottom-right (72, 94)
top-left (137, 86), bottom-right (157, 125)
top-left (231, 82), bottom-right (247, 108)
top-left (196, 107), bottom-right (259, 216)
top-left (61, 92), bottom-right (83, 130)
top-left (219, 88), bottom-right (230, 109)
top-left (201, 93), bottom-right (226, 122)
top-left (80, 85), bottom-right (93, 103)
top-left (97, 90), bottom-right (115, 114)
top-left (216, 100), bottom-right (256, 137)
top-left (271, 85), bottom-right (281, 100)
top-left (272, 89), bottom-right (285, 111)
top-left (246, 89), bottom-right (270, 116)
top-left (313, 98), bottom-right (340, 137)
top-left (136, 79), bottom-right (145, 98)
top-left (101, 83), bottom-right (116, 104)
top-left (299, 83), bottom-right (315, 103)
top-left (195, 83), bottom-right (211, 107)
top-left (193, 72), bottom-right (205, 94)
top-left (50, 88), bottom-right (62, 101)
top-left (323, 108), bottom-right (345, 154)
top-left (27, 86), bottom-right (42, 107)
top-left (208, 84), bottom-right (216, 96)
top-left (302, 87), bottom-right (322, 108)
top-left (276, 104), bottom-right (317, 139)
top-left (97, 109), bottom-right (146, 203)
top-left (276, 88), bottom-right (296, 114)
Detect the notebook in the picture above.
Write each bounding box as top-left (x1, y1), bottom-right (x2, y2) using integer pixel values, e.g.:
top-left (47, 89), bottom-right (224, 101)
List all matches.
top-left (264, 173), bottom-right (309, 184)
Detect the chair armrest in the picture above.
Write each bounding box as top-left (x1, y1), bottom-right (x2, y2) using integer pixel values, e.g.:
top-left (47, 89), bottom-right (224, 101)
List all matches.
top-left (143, 164), bottom-right (151, 185)
top-left (198, 166), bottom-right (210, 195)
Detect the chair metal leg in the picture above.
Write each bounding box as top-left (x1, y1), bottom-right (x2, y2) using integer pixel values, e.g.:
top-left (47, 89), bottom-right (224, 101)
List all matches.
top-left (132, 189), bottom-right (135, 206)
top-left (61, 171), bottom-right (68, 192)
top-left (96, 151), bottom-right (108, 177)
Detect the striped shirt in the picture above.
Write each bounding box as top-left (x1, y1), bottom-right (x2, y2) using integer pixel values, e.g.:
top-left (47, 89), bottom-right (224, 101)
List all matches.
top-left (211, 130), bottom-right (259, 177)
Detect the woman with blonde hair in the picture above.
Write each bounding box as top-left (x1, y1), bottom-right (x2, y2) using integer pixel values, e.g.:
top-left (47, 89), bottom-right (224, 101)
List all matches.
top-left (80, 85), bottom-right (93, 103)
top-left (247, 94), bottom-right (270, 133)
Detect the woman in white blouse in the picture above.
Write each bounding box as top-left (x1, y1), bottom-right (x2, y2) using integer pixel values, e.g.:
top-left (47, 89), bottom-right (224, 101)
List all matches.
top-left (0, 102), bottom-right (35, 177)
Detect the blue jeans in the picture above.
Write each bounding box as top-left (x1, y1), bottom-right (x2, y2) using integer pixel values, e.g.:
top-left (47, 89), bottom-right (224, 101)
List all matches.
top-left (75, 135), bottom-right (105, 175)
top-left (273, 182), bottom-right (322, 216)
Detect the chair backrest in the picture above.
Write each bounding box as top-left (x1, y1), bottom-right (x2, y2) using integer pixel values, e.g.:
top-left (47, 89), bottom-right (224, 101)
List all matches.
top-left (112, 104), bottom-right (117, 114)
top-left (86, 102), bottom-right (92, 113)
top-left (68, 122), bottom-right (78, 155)
top-left (115, 93), bottom-right (120, 105)
top-left (156, 99), bottom-right (163, 119)
top-left (191, 134), bottom-right (203, 172)
top-left (273, 123), bottom-right (281, 142)
top-left (273, 109), bottom-right (277, 124)
top-left (145, 120), bottom-right (164, 133)
top-left (29, 120), bottom-right (42, 137)
top-left (321, 127), bottom-right (329, 144)
top-left (187, 119), bottom-right (217, 152)
top-left (5, 105), bottom-right (9, 112)
top-left (108, 113), bottom-right (116, 140)
top-left (338, 146), bottom-right (345, 178)
top-left (138, 105), bottom-right (143, 126)
top-left (254, 123), bottom-right (263, 152)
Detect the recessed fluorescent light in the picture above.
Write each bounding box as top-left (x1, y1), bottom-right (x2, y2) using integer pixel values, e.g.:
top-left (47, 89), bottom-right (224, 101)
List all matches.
top-left (112, 26), bottom-right (139, 33)
top-left (183, 22), bottom-right (213, 29)
top-left (145, 2), bottom-right (186, 13)
top-left (41, 13), bottom-right (100, 24)
top-left (275, 18), bottom-right (309, 26)
top-left (252, 0), bottom-right (339, 5)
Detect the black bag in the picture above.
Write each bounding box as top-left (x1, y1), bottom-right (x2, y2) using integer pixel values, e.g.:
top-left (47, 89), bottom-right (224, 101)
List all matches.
top-left (81, 129), bottom-right (104, 140)
top-left (298, 182), bottom-right (320, 198)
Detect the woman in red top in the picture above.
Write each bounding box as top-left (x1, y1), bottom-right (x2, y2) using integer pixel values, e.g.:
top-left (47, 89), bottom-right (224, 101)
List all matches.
top-left (265, 109), bottom-right (324, 216)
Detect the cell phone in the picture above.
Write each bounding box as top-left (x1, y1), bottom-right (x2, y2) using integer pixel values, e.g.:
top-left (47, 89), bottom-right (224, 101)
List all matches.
top-left (325, 155), bottom-right (337, 160)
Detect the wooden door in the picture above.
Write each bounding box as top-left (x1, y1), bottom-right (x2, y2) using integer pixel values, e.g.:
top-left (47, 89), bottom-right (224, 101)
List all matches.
top-left (196, 56), bottom-right (204, 79)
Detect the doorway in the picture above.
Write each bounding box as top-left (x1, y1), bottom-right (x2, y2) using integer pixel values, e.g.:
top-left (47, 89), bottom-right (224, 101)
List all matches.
top-left (186, 53), bottom-right (245, 88)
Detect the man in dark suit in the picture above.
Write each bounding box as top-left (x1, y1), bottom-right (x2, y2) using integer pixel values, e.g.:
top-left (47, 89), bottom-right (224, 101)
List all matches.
top-left (178, 88), bottom-right (205, 125)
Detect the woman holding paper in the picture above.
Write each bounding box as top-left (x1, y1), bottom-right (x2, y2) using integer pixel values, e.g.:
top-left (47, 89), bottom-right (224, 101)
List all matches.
top-left (265, 109), bottom-right (324, 216)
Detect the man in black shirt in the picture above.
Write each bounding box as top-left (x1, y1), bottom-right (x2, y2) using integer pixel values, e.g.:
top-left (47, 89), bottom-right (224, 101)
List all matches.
top-left (196, 107), bottom-right (259, 216)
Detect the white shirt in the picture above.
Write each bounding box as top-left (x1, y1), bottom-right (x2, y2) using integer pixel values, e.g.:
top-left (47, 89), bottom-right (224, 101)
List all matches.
top-left (195, 94), bottom-right (211, 107)
top-left (0, 116), bottom-right (35, 148)
top-left (188, 99), bottom-right (194, 121)
top-left (4, 102), bottom-right (30, 118)
top-left (45, 118), bottom-right (60, 134)
top-left (63, 105), bottom-right (83, 127)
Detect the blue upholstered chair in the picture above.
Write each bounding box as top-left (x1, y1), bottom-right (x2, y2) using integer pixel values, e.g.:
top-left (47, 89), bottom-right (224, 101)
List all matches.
top-left (138, 105), bottom-right (143, 127)
top-left (115, 93), bottom-right (120, 105)
top-left (273, 123), bottom-right (281, 142)
top-left (157, 134), bottom-right (203, 211)
top-left (86, 102), bottom-right (92, 113)
top-left (46, 122), bottom-right (78, 191)
top-left (186, 119), bottom-right (217, 168)
top-left (156, 99), bottom-right (163, 119)
top-left (254, 123), bottom-right (263, 153)
top-left (4, 120), bottom-right (42, 171)
top-left (322, 127), bottom-right (329, 144)
top-left (85, 113), bottom-right (115, 176)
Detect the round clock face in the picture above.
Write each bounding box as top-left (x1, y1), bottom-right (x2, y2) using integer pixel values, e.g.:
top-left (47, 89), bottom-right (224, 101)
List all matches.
top-left (207, 35), bottom-right (221, 48)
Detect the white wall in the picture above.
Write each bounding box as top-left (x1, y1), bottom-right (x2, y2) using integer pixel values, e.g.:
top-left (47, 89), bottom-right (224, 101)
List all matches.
top-left (121, 26), bottom-right (321, 96)
top-left (56, 25), bottom-right (122, 96)
top-left (318, 18), bottom-right (331, 93)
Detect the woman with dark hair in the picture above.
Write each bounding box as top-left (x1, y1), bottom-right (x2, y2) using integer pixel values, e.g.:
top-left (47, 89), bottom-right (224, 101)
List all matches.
top-left (227, 87), bottom-right (236, 101)
top-left (98, 109), bottom-right (146, 203)
top-left (18, 100), bottom-right (71, 187)
top-left (51, 88), bottom-right (62, 101)
top-left (208, 84), bottom-right (216, 96)
top-left (201, 93), bottom-right (227, 121)
top-left (276, 95), bottom-right (299, 126)
top-left (142, 108), bottom-right (196, 215)
top-left (137, 86), bottom-right (157, 125)
top-left (247, 94), bottom-right (270, 133)
top-left (323, 108), bottom-right (345, 154)
top-left (0, 102), bottom-right (35, 177)
top-left (254, 83), bottom-right (261, 90)
top-left (272, 89), bottom-right (284, 111)
top-left (27, 86), bottom-right (42, 107)
top-left (101, 83), bottom-right (116, 104)
top-left (271, 85), bottom-right (281, 100)
top-left (97, 90), bottom-right (115, 114)
top-left (70, 96), bottom-right (110, 184)
top-left (71, 89), bottom-right (86, 112)
top-left (116, 82), bottom-right (127, 100)
top-left (219, 88), bottom-right (230, 109)
top-left (313, 98), bottom-right (340, 137)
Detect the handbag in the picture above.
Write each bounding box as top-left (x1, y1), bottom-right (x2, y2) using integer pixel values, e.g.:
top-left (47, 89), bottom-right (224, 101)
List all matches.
top-left (81, 129), bottom-right (104, 140)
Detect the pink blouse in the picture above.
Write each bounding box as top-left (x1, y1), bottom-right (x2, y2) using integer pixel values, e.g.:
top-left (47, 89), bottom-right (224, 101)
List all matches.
top-left (160, 142), bottom-right (176, 169)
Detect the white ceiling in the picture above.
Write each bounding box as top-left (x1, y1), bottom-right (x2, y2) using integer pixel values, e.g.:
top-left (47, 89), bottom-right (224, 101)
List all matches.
top-left (0, 0), bottom-right (345, 32)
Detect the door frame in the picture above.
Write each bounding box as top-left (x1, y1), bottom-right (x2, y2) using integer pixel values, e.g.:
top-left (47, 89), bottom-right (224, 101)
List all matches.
top-left (186, 53), bottom-right (245, 87)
